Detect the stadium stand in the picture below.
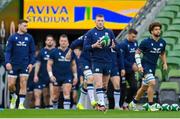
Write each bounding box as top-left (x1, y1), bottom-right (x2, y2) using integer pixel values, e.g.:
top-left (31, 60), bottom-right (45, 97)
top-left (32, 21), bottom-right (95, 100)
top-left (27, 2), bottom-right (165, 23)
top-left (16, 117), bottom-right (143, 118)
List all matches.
top-left (116, 0), bottom-right (180, 104)
top-left (159, 82), bottom-right (179, 104)
top-left (0, 0), bottom-right (11, 11)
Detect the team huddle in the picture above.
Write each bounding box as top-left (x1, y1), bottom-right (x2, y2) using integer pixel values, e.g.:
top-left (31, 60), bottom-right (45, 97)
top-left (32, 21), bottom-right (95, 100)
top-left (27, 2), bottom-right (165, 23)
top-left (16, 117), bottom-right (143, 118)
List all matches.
top-left (5, 14), bottom-right (167, 111)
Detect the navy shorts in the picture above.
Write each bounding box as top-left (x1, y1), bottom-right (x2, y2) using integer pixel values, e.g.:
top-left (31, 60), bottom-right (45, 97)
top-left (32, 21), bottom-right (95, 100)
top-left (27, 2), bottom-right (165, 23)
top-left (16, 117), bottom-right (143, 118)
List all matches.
top-left (8, 64), bottom-right (29, 78)
top-left (53, 74), bottom-right (73, 86)
top-left (92, 62), bottom-right (111, 75)
top-left (110, 66), bottom-right (119, 77)
top-left (80, 58), bottom-right (91, 71)
top-left (142, 63), bottom-right (156, 75)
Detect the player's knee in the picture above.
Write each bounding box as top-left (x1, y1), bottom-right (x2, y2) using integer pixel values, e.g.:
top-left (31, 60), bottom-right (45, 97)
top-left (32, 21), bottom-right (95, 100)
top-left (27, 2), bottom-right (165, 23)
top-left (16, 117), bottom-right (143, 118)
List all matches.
top-left (87, 75), bottom-right (93, 83)
top-left (141, 85), bottom-right (148, 91)
top-left (149, 80), bottom-right (156, 87)
top-left (34, 92), bottom-right (41, 100)
top-left (8, 82), bottom-right (15, 89)
top-left (64, 94), bottom-right (70, 99)
top-left (95, 81), bottom-right (102, 88)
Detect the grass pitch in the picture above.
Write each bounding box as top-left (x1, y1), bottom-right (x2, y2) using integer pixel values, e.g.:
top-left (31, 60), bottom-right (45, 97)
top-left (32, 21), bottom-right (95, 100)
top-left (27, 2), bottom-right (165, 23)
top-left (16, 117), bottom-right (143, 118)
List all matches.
top-left (0, 109), bottom-right (180, 118)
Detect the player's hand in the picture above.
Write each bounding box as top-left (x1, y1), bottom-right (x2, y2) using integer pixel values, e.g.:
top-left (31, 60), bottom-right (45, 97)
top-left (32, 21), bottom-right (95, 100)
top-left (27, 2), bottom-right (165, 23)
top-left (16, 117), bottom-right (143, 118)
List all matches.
top-left (121, 69), bottom-right (126, 76)
top-left (132, 63), bottom-right (139, 72)
top-left (27, 64), bottom-right (33, 73)
top-left (50, 75), bottom-right (56, 83)
top-left (138, 67), bottom-right (144, 73)
top-left (6, 63), bottom-right (12, 71)
top-left (92, 40), bottom-right (102, 49)
top-left (73, 78), bottom-right (78, 86)
top-left (110, 39), bottom-right (116, 48)
top-left (163, 63), bottom-right (168, 71)
top-left (65, 49), bottom-right (72, 61)
top-left (34, 75), bottom-right (39, 83)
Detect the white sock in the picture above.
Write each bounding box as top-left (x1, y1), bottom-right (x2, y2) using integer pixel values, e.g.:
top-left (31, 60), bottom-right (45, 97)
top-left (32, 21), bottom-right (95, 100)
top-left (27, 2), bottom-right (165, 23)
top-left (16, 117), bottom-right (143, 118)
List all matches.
top-left (52, 100), bottom-right (58, 109)
top-left (10, 92), bottom-right (17, 99)
top-left (114, 89), bottom-right (120, 108)
top-left (19, 95), bottom-right (25, 104)
top-left (104, 93), bottom-right (109, 107)
top-left (87, 84), bottom-right (95, 103)
top-left (78, 88), bottom-right (87, 104)
top-left (96, 88), bottom-right (105, 106)
top-left (63, 99), bottom-right (71, 109)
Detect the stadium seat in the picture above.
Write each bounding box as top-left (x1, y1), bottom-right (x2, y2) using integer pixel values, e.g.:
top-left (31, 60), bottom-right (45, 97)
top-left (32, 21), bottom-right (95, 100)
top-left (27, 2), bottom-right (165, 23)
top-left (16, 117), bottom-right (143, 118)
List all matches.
top-left (156, 11), bottom-right (176, 22)
top-left (160, 82), bottom-right (180, 94)
top-left (168, 69), bottom-right (180, 87)
top-left (167, 25), bottom-right (180, 32)
top-left (163, 37), bottom-right (176, 48)
top-left (167, 57), bottom-right (180, 69)
top-left (167, 0), bottom-right (180, 6)
top-left (159, 82), bottom-right (179, 104)
top-left (155, 18), bottom-right (171, 25)
top-left (154, 18), bottom-right (170, 31)
top-left (172, 18), bottom-right (180, 25)
top-left (141, 32), bottom-right (150, 37)
top-left (163, 31), bottom-right (180, 42)
top-left (165, 44), bottom-right (172, 52)
top-left (167, 51), bottom-right (180, 58)
top-left (173, 44), bottom-right (180, 50)
top-left (155, 69), bottom-right (162, 81)
top-left (176, 12), bottom-right (180, 18)
top-left (168, 69), bottom-right (180, 79)
top-left (162, 5), bottom-right (179, 15)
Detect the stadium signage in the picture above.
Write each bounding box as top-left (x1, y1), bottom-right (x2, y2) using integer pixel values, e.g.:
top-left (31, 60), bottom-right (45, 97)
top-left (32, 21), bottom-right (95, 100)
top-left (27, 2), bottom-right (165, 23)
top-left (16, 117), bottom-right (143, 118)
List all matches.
top-left (23, 0), bottom-right (146, 29)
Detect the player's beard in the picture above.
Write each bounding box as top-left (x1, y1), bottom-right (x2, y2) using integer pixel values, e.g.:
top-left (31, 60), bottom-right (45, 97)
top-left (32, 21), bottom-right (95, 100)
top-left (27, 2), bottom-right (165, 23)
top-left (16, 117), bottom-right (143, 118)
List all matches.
top-left (154, 34), bottom-right (160, 37)
top-left (47, 44), bottom-right (53, 48)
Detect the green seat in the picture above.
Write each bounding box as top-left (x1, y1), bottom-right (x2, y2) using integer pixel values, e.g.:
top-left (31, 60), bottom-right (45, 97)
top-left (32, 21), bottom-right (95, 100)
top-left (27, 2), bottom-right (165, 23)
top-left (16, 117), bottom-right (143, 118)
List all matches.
top-left (168, 25), bottom-right (180, 32)
top-left (163, 31), bottom-right (180, 42)
top-left (155, 18), bottom-right (171, 25)
top-left (155, 18), bottom-right (170, 31)
top-left (160, 82), bottom-right (179, 94)
top-left (173, 44), bottom-right (180, 50)
top-left (167, 0), bottom-right (180, 6)
top-left (167, 57), bottom-right (180, 69)
top-left (156, 59), bottom-right (162, 69)
top-left (172, 18), bottom-right (180, 25)
top-left (142, 32), bottom-right (150, 37)
top-left (163, 37), bottom-right (177, 48)
top-left (162, 5), bottom-right (179, 14)
top-left (176, 12), bottom-right (180, 18)
top-left (166, 44), bottom-right (172, 52)
top-left (168, 69), bottom-right (180, 78)
top-left (155, 69), bottom-right (162, 80)
top-left (167, 51), bottom-right (180, 58)
top-left (157, 11), bottom-right (176, 22)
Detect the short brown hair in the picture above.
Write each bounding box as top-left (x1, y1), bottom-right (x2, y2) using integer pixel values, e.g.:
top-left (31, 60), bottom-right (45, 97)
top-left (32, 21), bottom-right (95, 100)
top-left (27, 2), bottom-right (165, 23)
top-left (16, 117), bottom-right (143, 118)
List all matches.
top-left (128, 29), bottom-right (138, 35)
top-left (149, 22), bottom-right (162, 34)
top-left (59, 34), bottom-right (68, 39)
top-left (96, 14), bottom-right (104, 18)
top-left (18, 19), bottom-right (28, 24)
top-left (46, 34), bottom-right (54, 40)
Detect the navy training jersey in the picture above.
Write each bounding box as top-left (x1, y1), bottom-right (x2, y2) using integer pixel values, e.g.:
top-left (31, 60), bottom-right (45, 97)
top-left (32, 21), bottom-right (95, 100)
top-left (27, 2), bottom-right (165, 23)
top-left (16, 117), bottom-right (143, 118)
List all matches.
top-left (70, 35), bottom-right (91, 62)
top-left (83, 27), bottom-right (115, 63)
top-left (117, 39), bottom-right (138, 72)
top-left (139, 37), bottom-right (166, 66)
top-left (50, 48), bottom-right (76, 78)
top-left (5, 33), bottom-right (35, 65)
top-left (110, 48), bottom-right (124, 70)
top-left (37, 47), bottom-right (55, 78)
